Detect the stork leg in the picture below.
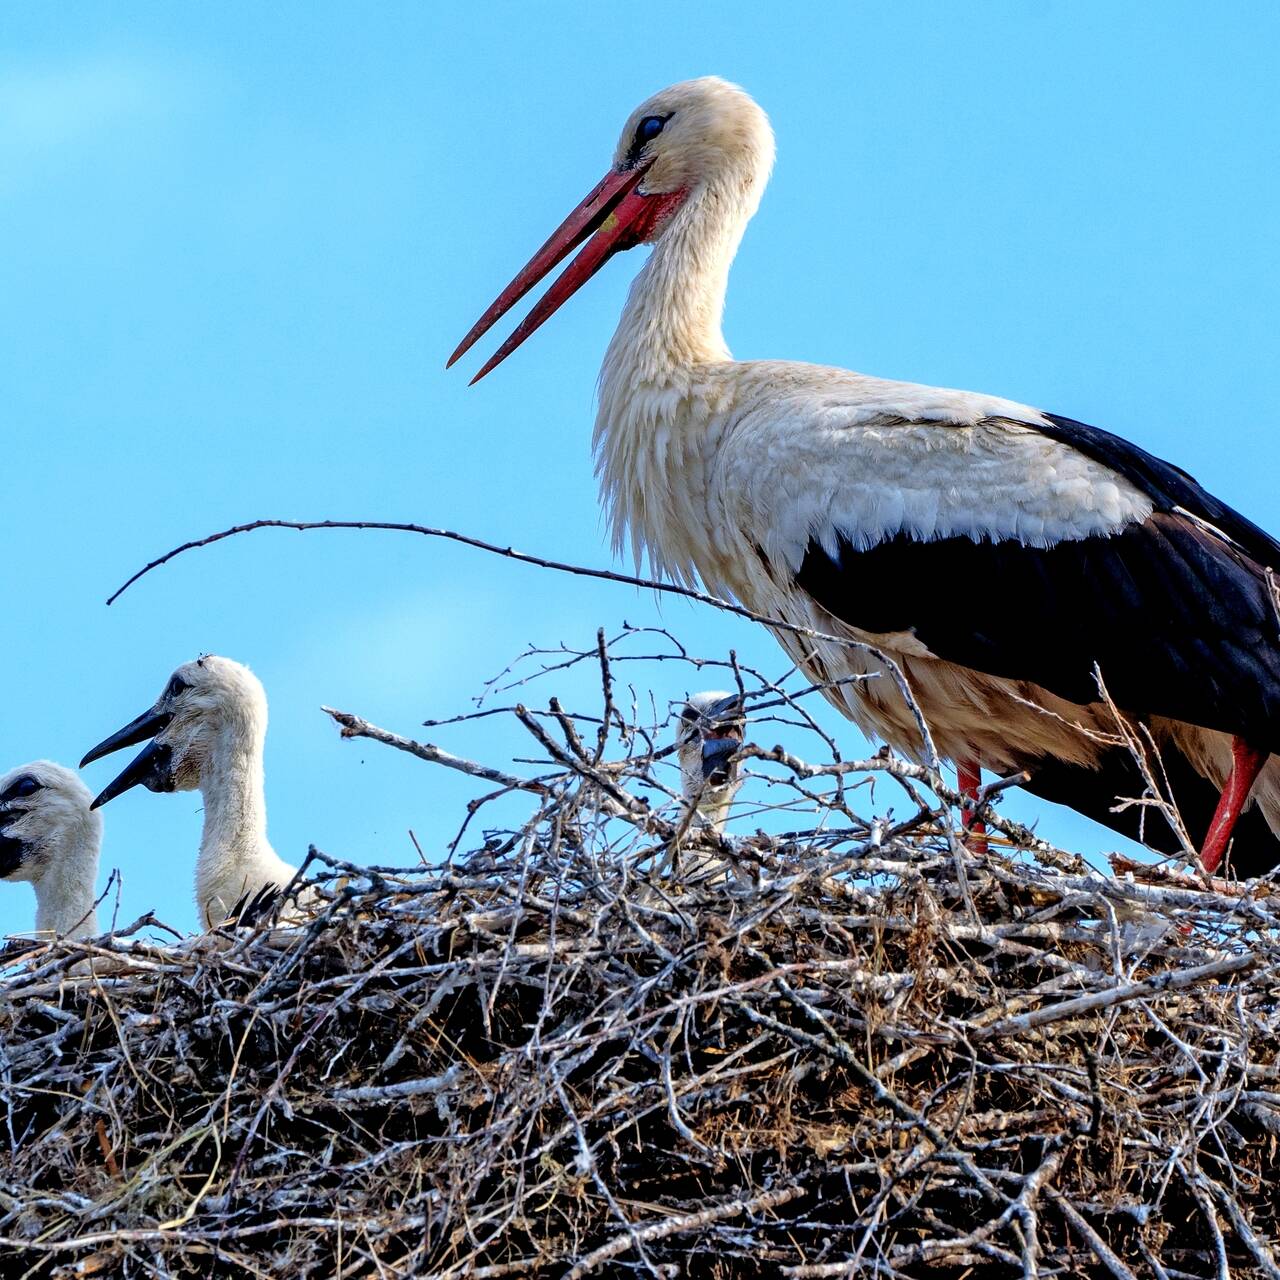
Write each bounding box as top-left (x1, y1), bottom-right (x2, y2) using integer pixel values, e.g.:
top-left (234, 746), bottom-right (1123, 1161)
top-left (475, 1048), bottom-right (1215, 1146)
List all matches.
top-left (958, 757), bottom-right (987, 853)
top-left (1198, 738), bottom-right (1267, 874)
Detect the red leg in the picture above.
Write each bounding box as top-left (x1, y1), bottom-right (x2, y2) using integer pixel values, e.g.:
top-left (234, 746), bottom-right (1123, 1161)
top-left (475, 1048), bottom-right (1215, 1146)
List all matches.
top-left (958, 757), bottom-right (987, 853)
top-left (1199, 737), bottom-right (1267, 874)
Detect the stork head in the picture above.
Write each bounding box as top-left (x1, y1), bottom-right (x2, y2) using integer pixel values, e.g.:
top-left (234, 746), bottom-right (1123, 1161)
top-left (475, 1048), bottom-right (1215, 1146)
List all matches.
top-left (608, 77), bottom-right (774, 208)
top-left (0, 762), bottom-right (100, 885)
top-left (448, 76), bottom-right (774, 380)
top-left (81, 656), bottom-right (268, 810)
top-left (676, 691), bottom-right (746, 819)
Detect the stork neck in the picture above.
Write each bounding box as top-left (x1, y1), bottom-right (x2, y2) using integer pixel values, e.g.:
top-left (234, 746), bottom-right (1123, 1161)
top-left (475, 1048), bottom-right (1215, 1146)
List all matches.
top-left (196, 727), bottom-right (272, 903)
top-left (601, 185), bottom-right (747, 389)
top-left (594, 184), bottom-right (753, 578)
top-left (33, 829), bottom-right (99, 939)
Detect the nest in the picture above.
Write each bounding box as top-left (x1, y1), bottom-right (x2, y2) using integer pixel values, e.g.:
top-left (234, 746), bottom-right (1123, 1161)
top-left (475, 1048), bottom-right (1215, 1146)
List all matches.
top-left (1, 629), bottom-right (1278, 1278)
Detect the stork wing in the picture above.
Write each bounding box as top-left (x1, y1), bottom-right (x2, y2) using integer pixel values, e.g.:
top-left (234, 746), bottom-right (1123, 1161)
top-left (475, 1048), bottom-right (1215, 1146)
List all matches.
top-left (775, 412), bottom-right (1280, 749)
top-left (1035, 414), bottom-right (1280, 566)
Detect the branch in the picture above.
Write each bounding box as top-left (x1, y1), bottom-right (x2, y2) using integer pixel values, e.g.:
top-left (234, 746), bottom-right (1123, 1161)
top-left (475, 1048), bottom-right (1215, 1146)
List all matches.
top-left (322, 707), bottom-right (547, 795)
top-left (108, 517), bottom-right (940, 769)
top-left (562, 1183), bottom-right (805, 1279)
top-left (326, 1066), bottom-right (463, 1107)
top-left (974, 952), bottom-right (1257, 1040)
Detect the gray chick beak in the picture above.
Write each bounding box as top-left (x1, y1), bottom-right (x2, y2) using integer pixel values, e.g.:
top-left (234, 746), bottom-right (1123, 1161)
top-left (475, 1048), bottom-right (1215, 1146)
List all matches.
top-left (697, 696), bottom-right (745, 786)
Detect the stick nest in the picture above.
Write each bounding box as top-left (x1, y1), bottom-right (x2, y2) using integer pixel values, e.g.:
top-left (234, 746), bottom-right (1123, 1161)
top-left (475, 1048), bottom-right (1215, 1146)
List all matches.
top-left (1, 629), bottom-right (1278, 1279)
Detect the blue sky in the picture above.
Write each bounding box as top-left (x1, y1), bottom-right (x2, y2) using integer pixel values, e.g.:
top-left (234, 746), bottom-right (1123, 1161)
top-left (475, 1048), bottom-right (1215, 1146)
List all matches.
top-left (3, 2), bottom-right (1278, 935)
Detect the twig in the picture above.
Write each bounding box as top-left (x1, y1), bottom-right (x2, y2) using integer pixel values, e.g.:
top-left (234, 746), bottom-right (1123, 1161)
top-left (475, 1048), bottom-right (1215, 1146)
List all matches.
top-left (973, 953), bottom-right (1257, 1040)
top-left (562, 1183), bottom-right (805, 1279)
top-left (323, 707), bottom-right (547, 795)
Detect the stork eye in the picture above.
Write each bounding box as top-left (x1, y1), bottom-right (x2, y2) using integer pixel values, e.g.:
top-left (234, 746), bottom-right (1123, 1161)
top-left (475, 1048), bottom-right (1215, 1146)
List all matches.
top-left (12, 776), bottom-right (40, 798)
top-left (635, 115), bottom-right (667, 147)
top-left (680, 707), bottom-right (697, 722)
top-left (167, 676), bottom-right (190, 699)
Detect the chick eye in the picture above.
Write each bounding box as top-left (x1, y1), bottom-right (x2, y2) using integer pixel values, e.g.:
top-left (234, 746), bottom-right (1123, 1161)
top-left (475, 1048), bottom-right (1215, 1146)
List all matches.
top-left (166, 676), bottom-right (190, 699)
top-left (635, 115), bottom-right (667, 147)
top-left (13, 776), bottom-right (40, 798)
top-left (679, 707), bottom-right (697, 723)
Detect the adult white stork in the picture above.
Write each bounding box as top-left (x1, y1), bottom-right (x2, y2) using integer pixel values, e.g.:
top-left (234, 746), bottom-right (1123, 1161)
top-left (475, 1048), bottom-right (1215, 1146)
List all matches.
top-left (450, 76), bottom-right (1280, 876)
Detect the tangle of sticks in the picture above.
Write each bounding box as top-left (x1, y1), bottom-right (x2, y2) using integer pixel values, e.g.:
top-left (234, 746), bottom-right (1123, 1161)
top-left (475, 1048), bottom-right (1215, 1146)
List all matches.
top-left (1, 629), bottom-right (1277, 1279)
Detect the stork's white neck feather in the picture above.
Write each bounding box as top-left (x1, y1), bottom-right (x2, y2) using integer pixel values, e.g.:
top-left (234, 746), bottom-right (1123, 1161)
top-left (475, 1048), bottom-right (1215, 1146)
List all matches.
top-left (602, 190), bottom-right (741, 379)
top-left (32, 826), bottom-right (99, 939)
top-left (595, 185), bottom-right (752, 579)
top-left (193, 712), bottom-right (292, 928)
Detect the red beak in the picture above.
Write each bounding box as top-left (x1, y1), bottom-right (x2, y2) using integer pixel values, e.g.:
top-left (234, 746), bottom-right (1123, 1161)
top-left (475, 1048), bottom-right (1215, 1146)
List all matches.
top-left (448, 164), bottom-right (687, 383)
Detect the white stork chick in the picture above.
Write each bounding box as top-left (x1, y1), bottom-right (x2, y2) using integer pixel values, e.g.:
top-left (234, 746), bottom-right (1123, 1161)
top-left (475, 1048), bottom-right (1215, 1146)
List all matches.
top-left (453, 76), bottom-right (1280, 878)
top-left (0, 762), bottom-right (101, 939)
top-left (80, 656), bottom-right (298, 929)
top-left (676, 691), bottom-right (745, 834)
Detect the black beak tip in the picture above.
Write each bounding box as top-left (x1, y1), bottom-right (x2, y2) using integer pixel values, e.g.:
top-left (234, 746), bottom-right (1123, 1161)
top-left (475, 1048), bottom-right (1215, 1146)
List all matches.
top-left (700, 738), bottom-right (740, 787)
top-left (79, 709), bottom-right (172, 774)
top-left (85, 737), bottom-right (173, 811)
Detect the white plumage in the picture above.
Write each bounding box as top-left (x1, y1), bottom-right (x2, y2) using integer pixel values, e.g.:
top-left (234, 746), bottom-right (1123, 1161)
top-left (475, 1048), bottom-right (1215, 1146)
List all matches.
top-left (81, 656), bottom-right (299, 929)
top-left (599, 360), bottom-right (1160, 772)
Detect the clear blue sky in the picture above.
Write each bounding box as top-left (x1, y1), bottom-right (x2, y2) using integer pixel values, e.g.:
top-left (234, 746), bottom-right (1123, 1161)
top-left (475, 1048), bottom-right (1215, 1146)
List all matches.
top-left (3, 2), bottom-right (1278, 935)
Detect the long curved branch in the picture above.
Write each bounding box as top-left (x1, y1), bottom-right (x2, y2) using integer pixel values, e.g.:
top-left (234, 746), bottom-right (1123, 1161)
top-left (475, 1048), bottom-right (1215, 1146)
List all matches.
top-left (107, 517), bottom-right (943, 770)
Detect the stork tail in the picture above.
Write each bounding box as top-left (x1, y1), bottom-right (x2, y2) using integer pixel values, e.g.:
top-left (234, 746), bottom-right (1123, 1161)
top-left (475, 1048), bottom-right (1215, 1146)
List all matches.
top-left (1023, 741), bottom-right (1279, 877)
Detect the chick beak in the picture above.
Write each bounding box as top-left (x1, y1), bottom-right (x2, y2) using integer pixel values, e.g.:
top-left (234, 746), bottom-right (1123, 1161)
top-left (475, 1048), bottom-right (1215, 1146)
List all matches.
top-left (89, 740), bottom-right (175, 810)
top-left (700, 723), bottom-right (744, 787)
top-left (81, 708), bottom-right (175, 810)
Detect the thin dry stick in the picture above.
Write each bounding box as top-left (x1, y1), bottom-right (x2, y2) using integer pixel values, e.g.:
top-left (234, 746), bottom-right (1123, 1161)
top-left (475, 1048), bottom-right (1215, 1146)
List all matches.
top-left (562, 1183), bottom-right (806, 1280)
top-left (323, 707), bottom-right (547, 795)
top-left (106, 517), bottom-right (943, 769)
top-left (973, 953), bottom-right (1257, 1040)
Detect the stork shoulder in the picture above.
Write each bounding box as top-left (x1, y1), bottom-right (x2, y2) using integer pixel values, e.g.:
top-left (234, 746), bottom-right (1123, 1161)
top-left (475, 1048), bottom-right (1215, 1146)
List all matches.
top-left (720, 361), bottom-right (1044, 430)
top-left (714, 366), bottom-right (1154, 571)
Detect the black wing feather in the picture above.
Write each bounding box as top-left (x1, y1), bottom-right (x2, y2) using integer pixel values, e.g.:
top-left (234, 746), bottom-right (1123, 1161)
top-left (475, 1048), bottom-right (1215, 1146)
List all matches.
top-left (1039, 413), bottom-right (1280, 567)
top-left (796, 413), bottom-right (1280, 749)
top-left (1022, 743), bottom-right (1280, 878)
top-left (224, 882), bottom-right (283, 928)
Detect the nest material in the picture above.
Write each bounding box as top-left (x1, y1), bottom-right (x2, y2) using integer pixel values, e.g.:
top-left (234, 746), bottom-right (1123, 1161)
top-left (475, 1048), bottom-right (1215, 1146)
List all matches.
top-left (1, 634), bottom-right (1279, 1279)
